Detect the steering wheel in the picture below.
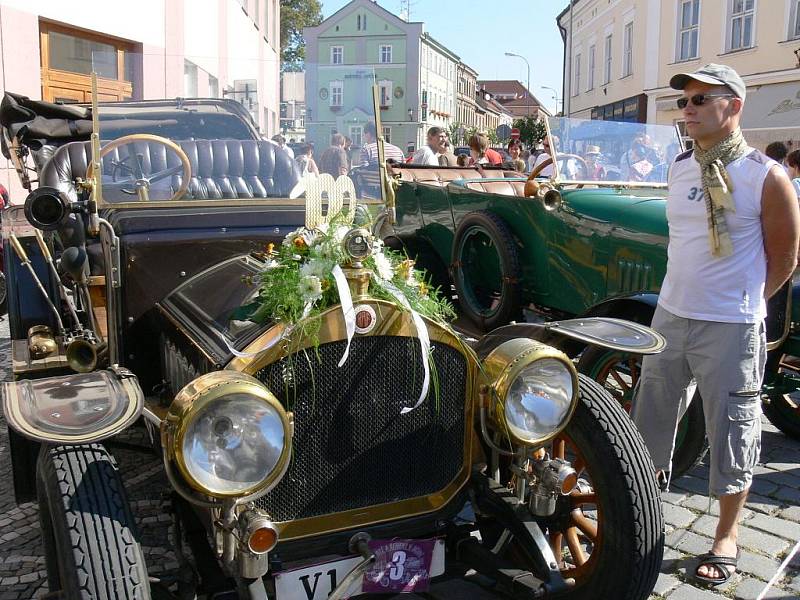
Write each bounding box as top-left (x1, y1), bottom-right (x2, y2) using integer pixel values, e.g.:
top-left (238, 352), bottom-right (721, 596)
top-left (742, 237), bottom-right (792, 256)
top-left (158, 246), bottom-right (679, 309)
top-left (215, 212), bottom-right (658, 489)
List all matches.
top-left (87, 134), bottom-right (192, 202)
top-left (524, 154), bottom-right (590, 197)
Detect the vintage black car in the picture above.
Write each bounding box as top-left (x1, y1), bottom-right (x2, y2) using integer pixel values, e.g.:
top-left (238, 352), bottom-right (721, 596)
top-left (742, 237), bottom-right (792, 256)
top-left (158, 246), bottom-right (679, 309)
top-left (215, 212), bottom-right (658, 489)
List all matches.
top-left (1, 57), bottom-right (666, 600)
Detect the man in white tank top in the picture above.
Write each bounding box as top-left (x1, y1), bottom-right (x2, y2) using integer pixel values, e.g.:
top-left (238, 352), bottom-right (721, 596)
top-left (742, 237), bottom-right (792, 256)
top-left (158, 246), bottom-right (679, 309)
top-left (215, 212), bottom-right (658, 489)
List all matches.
top-left (631, 64), bottom-right (800, 586)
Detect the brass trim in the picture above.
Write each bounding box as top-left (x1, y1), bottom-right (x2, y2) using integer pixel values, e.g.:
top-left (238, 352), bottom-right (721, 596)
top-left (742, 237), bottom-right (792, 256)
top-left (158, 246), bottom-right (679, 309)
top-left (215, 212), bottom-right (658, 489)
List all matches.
top-left (482, 338), bottom-right (579, 447)
top-left (274, 464), bottom-right (472, 542)
top-left (162, 371), bottom-right (293, 499)
top-left (229, 300), bottom-right (469, 375)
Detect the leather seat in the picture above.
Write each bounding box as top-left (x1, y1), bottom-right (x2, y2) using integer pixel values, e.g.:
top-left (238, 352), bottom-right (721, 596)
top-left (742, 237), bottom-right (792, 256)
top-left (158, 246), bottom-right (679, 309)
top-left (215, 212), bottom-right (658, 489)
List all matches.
top-left (393, 166), bottom-right (522, 187)
top-left (39, 138), bottom-right (300, 202)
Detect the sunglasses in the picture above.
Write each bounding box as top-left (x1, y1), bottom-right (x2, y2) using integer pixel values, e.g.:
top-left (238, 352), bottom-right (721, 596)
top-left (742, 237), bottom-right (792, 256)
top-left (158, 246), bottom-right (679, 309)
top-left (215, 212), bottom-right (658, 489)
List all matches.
top-left (677, 93), bottom-right (735, 109)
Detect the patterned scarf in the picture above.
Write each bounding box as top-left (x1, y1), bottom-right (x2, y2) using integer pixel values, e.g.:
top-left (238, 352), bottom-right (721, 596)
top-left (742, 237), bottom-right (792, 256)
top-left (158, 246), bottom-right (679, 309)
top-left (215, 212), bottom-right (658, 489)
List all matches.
top-left (692, 128), bottom-right (749, 257)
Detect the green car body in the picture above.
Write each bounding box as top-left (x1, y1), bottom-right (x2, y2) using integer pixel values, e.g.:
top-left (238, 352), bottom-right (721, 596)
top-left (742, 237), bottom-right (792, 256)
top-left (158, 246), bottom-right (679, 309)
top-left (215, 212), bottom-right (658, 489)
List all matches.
top-left (393, 176), bottom-right (670, 324)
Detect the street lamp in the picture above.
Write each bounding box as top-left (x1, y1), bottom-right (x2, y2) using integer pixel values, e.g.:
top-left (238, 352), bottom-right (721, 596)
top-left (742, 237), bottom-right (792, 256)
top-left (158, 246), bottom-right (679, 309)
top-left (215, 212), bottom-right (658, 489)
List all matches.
top-left (504, 51), bottom-right (531, 117)
top-left (540, 85), bottom-right (562, 115)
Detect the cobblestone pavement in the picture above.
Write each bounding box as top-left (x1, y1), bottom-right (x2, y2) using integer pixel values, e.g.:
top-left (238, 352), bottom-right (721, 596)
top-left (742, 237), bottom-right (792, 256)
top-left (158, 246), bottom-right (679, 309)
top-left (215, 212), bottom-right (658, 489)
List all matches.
top-left (1, 315), bottom-right (799, 599)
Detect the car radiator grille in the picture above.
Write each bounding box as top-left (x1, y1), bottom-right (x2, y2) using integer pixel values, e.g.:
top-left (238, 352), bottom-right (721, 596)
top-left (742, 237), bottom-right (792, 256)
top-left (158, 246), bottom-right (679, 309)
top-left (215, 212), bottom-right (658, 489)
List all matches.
top-left (252, 336), bottom-right (468, 522)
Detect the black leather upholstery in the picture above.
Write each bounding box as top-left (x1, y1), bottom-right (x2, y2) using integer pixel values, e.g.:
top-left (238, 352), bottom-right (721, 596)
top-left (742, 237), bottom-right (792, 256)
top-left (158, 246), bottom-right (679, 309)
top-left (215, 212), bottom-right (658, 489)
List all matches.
top-left (39, 138), bottom-right (300, 202)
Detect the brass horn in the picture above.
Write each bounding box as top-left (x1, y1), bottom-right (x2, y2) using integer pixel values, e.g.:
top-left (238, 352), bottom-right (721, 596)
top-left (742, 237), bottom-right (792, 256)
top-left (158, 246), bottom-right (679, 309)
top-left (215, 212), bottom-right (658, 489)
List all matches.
top-left (66, 337), bottom-right (107, 373)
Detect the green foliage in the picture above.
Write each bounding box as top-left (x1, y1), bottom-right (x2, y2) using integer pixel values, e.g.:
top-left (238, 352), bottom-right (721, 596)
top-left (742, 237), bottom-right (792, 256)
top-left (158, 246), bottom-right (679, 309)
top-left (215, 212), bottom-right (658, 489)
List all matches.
top-left (280, 0), bottom-right (323, 71)
top-left (448, 121), bottom-right (463, 145)
top-left (486, 129), bottom-right (498, 145)
top-left (246, 213), bottom-right (455, 329)
top-left (512, 116), bottom-right (547, 148)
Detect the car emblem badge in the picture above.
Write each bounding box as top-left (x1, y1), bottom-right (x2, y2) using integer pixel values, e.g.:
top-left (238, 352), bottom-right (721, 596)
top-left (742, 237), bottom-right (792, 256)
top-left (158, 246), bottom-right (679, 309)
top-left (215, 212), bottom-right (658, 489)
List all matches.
top-left (354, 304), bottom-right (377, 334)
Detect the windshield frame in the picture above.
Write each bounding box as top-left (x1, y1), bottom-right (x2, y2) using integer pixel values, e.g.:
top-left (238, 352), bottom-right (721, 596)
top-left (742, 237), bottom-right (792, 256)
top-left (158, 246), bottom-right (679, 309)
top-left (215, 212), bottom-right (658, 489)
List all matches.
top-left (542, 116), bottom-right (683, 189)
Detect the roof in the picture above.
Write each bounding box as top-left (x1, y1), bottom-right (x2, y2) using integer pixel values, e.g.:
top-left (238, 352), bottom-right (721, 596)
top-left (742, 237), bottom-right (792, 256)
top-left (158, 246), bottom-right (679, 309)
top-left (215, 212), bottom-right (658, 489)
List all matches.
top-left (478, 80), bottom-right (550, 116)
top-left (556, 0), bottom-right (581, 24)
top-left (317, 0), bottom-right (421, 31)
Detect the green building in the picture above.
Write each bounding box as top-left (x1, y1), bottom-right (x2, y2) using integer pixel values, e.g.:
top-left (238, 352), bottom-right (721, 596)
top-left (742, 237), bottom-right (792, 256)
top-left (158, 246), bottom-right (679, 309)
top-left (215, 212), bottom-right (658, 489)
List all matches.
top-left (303, 0), bottom-right (460, 156)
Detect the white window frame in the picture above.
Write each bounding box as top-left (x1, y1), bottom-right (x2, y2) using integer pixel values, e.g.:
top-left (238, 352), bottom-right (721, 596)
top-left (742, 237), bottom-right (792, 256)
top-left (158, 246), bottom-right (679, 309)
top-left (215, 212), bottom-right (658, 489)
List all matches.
top-left (382, 126), bottom-right (392, 144)
top-left (331, 45), bottom-right (343, 65)
top-left (603, 34), bottom-right (612, 85)
top-left (573, 54), bottom-right (581, 96)
top-left (677, 0), bottom-right (700, 61)
top-left (330, 80), bottom-right (343, 107)
top-left (727, 0), bottom-right (755, 51)
top-left (791, 0), bottom-right (800, 39)
top-left (380, 44), bottom-right (392, 64)
top-left (587, 45), bottom-right (595, 90)
top-left (622, 21), bottom-right (633, 77)
top-left (378, 79), bottom-right (393, 107)
top-left (349, 125), bottom-right (363, 148)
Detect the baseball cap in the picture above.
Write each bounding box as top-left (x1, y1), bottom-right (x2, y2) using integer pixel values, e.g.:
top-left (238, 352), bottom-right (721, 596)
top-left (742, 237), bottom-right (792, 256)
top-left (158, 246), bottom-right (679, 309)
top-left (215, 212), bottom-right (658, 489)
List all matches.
top-left (669, 63), bottom-right (746, 101)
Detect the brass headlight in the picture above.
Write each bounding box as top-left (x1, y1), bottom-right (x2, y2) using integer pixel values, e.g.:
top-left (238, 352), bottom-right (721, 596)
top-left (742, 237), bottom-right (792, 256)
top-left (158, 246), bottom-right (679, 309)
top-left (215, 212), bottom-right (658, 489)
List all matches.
top-left (484, 339), bottom-right (578, 446)
top-left (163, 371), bottom-right (292, 499)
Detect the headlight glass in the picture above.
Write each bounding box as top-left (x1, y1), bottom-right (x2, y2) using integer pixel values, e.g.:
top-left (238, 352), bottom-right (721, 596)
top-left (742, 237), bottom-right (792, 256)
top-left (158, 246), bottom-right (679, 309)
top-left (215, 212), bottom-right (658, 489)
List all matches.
top-left (182, 393), bottom-right (285, 495)
top-left (504, 358), bottom-right (574, 443)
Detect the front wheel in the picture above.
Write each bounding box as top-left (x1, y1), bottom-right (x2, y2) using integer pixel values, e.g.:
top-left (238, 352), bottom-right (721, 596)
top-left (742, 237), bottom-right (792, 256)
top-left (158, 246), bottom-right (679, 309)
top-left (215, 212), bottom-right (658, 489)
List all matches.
top-left (475, 375), bottom-right (664, 599)
top-left (37, 444), bottom-right (152, 600)
top-left (543, 375), bottom-right (664, 598)
top-left (763, 392), bottom-right (800, 439)
top-left (577, 345), bottom-right (708, 480)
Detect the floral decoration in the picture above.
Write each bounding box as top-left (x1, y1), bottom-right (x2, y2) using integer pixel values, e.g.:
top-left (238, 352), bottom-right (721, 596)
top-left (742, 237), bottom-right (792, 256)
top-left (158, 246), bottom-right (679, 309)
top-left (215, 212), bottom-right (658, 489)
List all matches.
top-left (242, 213), bottom-right (455, 330)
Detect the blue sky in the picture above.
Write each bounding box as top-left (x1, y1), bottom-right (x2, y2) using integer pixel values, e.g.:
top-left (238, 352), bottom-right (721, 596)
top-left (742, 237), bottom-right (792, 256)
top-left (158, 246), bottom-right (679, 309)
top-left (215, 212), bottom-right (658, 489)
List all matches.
top-left (320, 0), bottom-right (567, 114)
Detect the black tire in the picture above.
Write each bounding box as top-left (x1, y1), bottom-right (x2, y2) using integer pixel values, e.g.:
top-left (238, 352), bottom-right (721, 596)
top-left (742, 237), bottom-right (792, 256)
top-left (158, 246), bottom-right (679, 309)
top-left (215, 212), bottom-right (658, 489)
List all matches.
top-left (547, 374), bottom-right (664, 599)
top-left (36, 444), bottom-right (151, 600)
top-left (577, 345), bottom-right (708, 479)
top-left (763, 394), bottom-right (800, 439)
top-left (451, 210), bottom-right (522, 331)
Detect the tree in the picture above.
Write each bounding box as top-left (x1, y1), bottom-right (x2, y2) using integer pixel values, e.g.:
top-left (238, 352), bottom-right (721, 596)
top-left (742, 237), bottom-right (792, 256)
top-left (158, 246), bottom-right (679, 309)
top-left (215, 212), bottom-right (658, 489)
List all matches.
top-left (513, 116), bottom-right (547, 149)
top-left (280, 0), bottom-right (323, 72)
top-left (448, 121), bottom-right (463, 145)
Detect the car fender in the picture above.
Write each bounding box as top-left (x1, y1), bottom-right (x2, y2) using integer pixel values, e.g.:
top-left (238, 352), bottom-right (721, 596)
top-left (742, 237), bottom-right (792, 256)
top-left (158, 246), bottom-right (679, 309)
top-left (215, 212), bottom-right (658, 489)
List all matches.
top-left (580, 293), bottom-right (658, 325)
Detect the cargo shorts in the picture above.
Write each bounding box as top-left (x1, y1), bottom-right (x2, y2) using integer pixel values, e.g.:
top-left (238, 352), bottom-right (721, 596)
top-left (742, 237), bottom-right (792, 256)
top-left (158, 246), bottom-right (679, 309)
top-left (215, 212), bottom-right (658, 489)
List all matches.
top-left (631, 305), bottom-right (765, 496)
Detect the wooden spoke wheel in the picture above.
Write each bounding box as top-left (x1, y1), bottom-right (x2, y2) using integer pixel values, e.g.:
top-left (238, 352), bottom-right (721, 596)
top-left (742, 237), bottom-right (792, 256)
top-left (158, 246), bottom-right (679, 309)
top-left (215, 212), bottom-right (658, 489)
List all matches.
top-left (577, 346), bottom-right (708, 480)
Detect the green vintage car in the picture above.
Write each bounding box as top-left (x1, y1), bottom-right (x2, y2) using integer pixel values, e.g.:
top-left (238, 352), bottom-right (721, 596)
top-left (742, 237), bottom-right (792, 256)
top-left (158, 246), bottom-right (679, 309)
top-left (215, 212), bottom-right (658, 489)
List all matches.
top-left (382, 117), bottom-right (800, 479)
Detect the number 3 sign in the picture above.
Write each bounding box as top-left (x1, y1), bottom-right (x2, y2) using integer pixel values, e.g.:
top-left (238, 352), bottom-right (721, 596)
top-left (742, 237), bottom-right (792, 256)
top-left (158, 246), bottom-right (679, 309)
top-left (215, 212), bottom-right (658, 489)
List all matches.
top-left (304, 173), bottom-right (357, 228)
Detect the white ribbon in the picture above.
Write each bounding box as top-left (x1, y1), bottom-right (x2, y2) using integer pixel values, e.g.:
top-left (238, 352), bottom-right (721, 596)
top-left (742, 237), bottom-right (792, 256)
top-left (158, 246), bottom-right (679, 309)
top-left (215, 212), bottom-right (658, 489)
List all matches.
top-left (380, 279), bottom-right (431, 415)
top-left (332, 264), bottom-right (356, 367)
top-left (225, 328), bottom-right (287, 358)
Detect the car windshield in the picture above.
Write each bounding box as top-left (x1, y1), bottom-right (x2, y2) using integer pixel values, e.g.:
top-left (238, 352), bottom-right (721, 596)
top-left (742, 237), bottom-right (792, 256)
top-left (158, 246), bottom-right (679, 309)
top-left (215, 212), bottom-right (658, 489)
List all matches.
top-left (545, 117), bottom-right (682, 186)
top-left (90, 52), bottom-right (385, 207)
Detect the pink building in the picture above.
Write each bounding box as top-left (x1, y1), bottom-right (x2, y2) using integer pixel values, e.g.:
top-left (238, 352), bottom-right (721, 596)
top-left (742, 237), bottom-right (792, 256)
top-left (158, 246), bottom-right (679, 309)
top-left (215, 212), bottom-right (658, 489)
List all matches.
top-left (0, 0), bottom-right (281, 200)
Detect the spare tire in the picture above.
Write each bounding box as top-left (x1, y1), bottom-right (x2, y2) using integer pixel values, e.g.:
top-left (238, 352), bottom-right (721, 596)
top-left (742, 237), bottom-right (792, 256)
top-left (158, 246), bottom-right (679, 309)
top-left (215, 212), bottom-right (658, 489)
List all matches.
top-left (452, 210), bottom-right (522, 331)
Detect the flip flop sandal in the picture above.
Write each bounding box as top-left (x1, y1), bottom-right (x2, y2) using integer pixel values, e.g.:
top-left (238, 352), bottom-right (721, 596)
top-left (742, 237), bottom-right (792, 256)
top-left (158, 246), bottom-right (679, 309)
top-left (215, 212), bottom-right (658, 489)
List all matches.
top-left (693, 551), bottom-right (738, 586)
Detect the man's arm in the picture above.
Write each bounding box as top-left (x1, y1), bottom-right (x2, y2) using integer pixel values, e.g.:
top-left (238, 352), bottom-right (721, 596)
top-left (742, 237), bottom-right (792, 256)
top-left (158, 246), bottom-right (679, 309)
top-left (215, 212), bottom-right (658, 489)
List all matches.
top-left (762, 165), bottom-right (800, 299)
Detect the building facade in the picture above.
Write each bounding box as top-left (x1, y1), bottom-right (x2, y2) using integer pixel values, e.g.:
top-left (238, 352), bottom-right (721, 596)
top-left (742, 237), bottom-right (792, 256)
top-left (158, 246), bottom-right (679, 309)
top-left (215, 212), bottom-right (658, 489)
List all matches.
top-left (456, 62), bottom-right (480, 133)
top-left (0, 0), bottom-right (281, 198)
top-left (559, 0), bottom-right (800, 149)
top-left (303, 0), bottom-right (474, 155)
top-left (280, 72), bottom-right (306, 142)
top-left (478, 80), bottom-right (549, 120)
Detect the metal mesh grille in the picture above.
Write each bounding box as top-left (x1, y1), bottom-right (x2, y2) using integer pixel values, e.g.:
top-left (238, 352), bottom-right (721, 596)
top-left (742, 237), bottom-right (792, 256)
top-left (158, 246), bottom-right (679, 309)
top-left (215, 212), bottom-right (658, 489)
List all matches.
top-left (253, 336), bottom-right (467, 522)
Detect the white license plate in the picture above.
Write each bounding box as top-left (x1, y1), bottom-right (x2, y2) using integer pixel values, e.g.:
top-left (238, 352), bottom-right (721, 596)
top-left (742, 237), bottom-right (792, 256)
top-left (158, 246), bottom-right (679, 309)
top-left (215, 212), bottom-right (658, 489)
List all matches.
top-left (275, 539), bottom-right (445, 600)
